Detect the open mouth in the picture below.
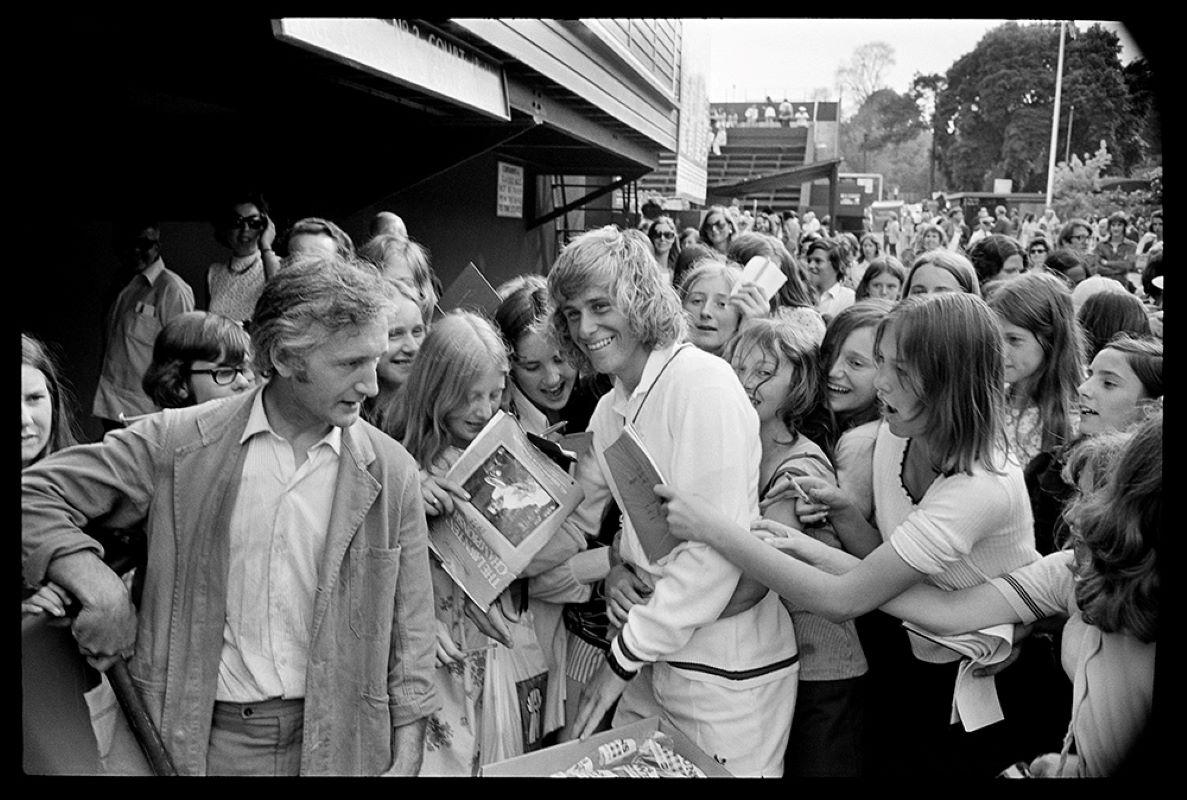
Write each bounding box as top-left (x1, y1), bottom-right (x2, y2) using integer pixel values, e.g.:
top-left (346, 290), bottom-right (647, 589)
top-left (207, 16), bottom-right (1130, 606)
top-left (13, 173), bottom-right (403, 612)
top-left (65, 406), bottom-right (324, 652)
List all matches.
top-left (1079, 405), bottom-right (1098, 416)
top-left (827, 383), bottom-right (850, 395)
top-left (539, 384), bottom-right (567, 401)
top-left (586, 336), bottom-right (614, 352)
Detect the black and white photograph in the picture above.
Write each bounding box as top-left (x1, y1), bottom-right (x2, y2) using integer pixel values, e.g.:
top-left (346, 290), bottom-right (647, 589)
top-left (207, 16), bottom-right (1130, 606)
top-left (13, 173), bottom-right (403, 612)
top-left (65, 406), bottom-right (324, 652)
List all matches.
top-left (20, 16), bottom-right (1163, 779)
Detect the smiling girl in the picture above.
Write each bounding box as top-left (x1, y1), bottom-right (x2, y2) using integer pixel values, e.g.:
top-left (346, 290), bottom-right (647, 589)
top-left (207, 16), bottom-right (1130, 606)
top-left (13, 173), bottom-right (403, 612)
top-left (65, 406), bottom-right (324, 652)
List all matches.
top-left (726, 318), bottom-right (868, 777)
top-left (1076, 334), bottom-right (1162, 437)
top-left (399, 311), bottom-right (510, 775)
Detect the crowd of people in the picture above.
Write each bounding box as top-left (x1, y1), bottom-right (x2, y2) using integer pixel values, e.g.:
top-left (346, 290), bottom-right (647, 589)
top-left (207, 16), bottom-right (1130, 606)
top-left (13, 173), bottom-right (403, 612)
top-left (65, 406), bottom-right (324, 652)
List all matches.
top-left (21, 192), bottom-right (1162, 778)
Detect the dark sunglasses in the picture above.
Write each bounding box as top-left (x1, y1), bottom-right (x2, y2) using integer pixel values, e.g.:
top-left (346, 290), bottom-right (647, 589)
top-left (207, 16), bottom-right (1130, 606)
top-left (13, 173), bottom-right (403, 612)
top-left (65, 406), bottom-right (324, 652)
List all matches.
top-left (653, 230), bottom-right (676, 240)
top-left (231, 215), bottom-right (267, 231)
top-left (190, 365), bottom-right (254, 385)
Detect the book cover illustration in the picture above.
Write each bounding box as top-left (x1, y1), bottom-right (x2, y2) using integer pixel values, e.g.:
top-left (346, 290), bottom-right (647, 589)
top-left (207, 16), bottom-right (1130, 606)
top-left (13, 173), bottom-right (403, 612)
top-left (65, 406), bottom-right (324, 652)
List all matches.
top-left (429, 411), bottom-right (584, 610)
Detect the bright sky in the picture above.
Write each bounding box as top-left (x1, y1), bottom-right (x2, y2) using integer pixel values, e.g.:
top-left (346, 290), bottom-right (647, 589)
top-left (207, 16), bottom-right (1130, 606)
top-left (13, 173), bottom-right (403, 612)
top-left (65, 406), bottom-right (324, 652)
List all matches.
top-left (702, 18), bottom-right (1142, 107)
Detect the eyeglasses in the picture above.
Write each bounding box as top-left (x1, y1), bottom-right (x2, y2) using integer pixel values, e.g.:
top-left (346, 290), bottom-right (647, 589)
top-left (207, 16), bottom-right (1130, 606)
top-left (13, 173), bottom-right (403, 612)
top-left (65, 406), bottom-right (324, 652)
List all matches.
top-left (653, 230), bottom-right (676, 240)
top-left (1069, 234), bottom-right (1089, 242)
top-left (231, 215), bottom-right (267, 231)
top-left (190, 365), bottom-right (254, 385)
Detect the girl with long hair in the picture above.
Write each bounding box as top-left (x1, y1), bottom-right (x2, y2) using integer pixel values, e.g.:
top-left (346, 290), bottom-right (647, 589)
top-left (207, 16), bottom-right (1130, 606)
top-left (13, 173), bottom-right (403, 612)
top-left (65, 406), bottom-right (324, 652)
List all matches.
top-left (658, 292), bottom-right (1054, 777)
top-left (854, 256), bottom-right (906, 302)
top-left (399, 311), bottom-right (511, 775)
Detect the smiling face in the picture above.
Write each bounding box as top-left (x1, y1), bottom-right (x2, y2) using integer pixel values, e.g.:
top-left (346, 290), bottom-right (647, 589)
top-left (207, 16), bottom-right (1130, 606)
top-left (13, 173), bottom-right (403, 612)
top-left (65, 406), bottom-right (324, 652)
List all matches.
top-left (873, 322), bottom-right (927, 438)
top-left (561, 284), bottom-right (650, 390)
top-left (827, 326), bottom-right (878, 417)
top-left (908, 264), bottom-right (964, 296)
top-left (805, 249), bottom-right (838, 292)
top-left (922, 230), bottom-right (942, 250)
top-left (513, 329), bottom-right (576, 412)
top-left (997, 319), bottom-right (1045, 392)
top-left (732, 342), bottom-right (792, 426)
top-left (650, 223), bottom-right (676, 255)
top-left (228, 202), bottom-right (264, 255)
top-left (444, 364), bottom-right (506, 448)
top-left (705, 213), bottom-right (731, 247)
top-left (1077, 347), bottom-right (1149, 436)
top-left (273, 320), bottom-right (388, 431)
top-left (377, 294), bottom-right (426, 389)
top-left (684, 274), bottom-right (739, 355)
top-left (21, 365), bottom-right (52, 467)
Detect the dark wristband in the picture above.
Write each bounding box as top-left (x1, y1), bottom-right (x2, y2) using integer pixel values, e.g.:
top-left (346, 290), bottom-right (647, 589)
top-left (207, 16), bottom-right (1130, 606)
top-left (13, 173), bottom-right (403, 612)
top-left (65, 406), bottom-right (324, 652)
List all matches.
top-left (605, 648), bottom-right (638, 681)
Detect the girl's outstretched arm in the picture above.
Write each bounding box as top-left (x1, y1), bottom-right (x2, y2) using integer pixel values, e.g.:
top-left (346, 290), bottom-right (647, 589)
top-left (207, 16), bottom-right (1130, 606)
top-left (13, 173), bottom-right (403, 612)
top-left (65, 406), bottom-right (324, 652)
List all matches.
top-left (879, 581), bottom-right (1022, 636)
top-left (657, 484), bottom-right (924, 622)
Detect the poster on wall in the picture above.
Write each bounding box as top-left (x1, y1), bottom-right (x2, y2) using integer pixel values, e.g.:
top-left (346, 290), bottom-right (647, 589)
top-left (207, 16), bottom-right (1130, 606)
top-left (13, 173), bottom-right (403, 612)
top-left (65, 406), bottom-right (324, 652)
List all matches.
top-left (497, 161), bottom-right (525, 219)
top-left (675, 20), bottom-right (711, 205)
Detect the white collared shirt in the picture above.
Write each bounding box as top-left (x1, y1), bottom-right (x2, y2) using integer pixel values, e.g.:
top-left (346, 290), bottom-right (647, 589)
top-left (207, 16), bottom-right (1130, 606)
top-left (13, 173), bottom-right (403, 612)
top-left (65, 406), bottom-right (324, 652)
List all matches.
top-left (215, 390), bottom-right (343, 702)
top-left (815, 282), bottom-right (855, 321)
top-left (573, 344), bottom-right (795, 675)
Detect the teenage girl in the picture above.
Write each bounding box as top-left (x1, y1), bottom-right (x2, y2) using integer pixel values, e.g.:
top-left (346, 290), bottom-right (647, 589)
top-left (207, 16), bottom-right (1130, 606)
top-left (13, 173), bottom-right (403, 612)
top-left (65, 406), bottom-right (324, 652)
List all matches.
top-left (854, 256), bottom-right (907, 302)
top-left (726, 318), bottom-right (868, 777)
top-left (657, 292), bottom-right (1052, 777)
top-left (399, 311), bottom-right (512, 776)
top-left (987, 271), bottom-right (1084, 554)
top-left (877, 413), bottom-right (1161, 777)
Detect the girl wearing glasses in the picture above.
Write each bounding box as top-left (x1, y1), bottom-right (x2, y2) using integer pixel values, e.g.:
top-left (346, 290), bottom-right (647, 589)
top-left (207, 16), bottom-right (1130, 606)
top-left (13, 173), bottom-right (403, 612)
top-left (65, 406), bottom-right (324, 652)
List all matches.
top-left (646, 215), bottom-right (680, 284)
top-left (207, 192), bottom-right (279, 325)
top-left (699, 205), bottom-right (736, 258)
top-left (142, 311), bottom-right (255, 408)
top-left (1026, 235), bottom-right (1051, 271)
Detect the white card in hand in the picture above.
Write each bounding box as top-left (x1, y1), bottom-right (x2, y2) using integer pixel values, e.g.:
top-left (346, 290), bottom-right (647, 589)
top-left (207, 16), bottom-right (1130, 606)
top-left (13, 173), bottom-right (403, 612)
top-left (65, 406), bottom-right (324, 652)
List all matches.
top-left (732, 256), bottom-right (787, 302)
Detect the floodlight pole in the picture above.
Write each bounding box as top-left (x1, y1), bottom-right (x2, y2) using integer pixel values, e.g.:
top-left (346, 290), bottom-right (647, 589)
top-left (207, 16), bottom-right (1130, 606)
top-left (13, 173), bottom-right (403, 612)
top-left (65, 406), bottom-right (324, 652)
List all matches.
top-left (1045, 20), bottom-right (1068, 209)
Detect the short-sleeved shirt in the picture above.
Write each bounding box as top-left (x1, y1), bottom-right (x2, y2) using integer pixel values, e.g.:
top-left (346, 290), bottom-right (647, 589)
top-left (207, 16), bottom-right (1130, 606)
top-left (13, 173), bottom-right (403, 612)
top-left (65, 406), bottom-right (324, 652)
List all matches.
top-left (93, 259), bottom-right (195, 420)
top-left (990, 550), bottom-right (1155, 777)
top-left (871, 422), bottom-right (1039, 661)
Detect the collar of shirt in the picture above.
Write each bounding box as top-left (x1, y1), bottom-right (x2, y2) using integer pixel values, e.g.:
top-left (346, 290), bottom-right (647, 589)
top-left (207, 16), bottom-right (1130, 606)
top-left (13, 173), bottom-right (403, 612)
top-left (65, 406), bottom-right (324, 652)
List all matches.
top-left (240, 388), bottom-right (343, 455)
top-left (139, 257), bottom-right (166, 286)
top-left (609, 341), bottom-right (681, 420)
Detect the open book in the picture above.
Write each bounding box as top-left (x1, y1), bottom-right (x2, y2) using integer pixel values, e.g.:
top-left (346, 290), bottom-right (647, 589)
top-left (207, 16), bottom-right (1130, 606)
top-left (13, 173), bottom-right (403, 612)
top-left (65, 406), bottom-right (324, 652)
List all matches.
top-left (428, 410), bottom-right (585, 611)
top-left (602, 423), bottom-right (682, 563)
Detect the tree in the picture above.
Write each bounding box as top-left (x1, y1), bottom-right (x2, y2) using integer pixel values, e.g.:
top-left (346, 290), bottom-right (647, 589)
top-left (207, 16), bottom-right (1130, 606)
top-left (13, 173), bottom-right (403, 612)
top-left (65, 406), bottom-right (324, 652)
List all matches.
top-left (835, 42), bottom-right (895, 112)
top-left (1051, 143), bottom-right (1161, 222)
top-left (840, 88), bottom-right (925, 172)
top-left (1118, 58), bottom-right (1161, 170)
top-left (933, 22), bottom-right (1138, 192)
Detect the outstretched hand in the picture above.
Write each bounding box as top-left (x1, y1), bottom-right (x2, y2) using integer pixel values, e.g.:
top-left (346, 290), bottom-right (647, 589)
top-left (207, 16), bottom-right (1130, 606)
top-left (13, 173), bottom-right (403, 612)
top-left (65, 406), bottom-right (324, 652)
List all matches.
top-left (653, 483), bottom-right (734, 548)
top-left (728, 283), bottom-right (771, 321)
top-left (761, 474), bottom-right (851, 526)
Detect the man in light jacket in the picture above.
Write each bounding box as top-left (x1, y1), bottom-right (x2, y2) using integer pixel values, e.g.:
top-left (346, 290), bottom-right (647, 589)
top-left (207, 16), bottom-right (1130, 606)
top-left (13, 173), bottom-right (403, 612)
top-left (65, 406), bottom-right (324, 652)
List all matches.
top-left (23, 256), bottom-right (440, 776)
